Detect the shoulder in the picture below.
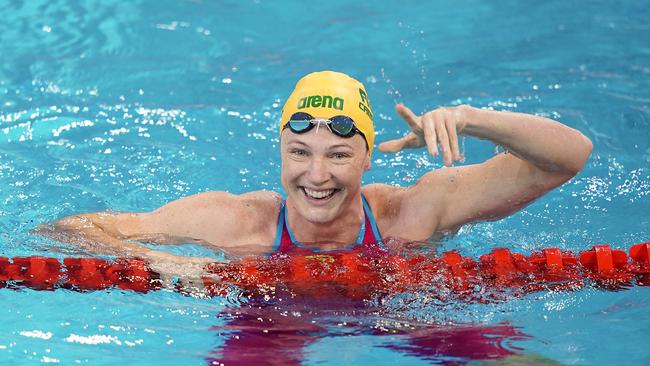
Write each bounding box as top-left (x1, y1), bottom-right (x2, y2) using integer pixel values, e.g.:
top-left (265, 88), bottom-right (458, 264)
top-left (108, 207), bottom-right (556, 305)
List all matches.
top-left (146, 190), bottom-right (283, 248)
top-left (361, 168), bottom-right (460, 240)
top-left (361, 170), bottom-right (453, 215)
top-left (225, 190), bottom-right (284, 248)
top-left (157, 190), bottom-right (282, 214)
top-left (361, 183), bottom-right (407, 237)
top-left (238, 190), bottom-right (284, 216)
top-left (185, 190), bottom-right (283, 229)
top-left (361, 183), bottom-right (402, 217)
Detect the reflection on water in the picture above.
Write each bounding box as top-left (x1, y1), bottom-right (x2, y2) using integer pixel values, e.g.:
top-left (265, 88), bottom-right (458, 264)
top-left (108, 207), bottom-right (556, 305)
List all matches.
top-left (207, 298), bottom-right (530, 366)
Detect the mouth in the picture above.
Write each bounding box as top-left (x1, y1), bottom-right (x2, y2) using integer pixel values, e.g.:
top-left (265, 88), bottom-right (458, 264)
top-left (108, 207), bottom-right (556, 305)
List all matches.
top-left (301, 187), bottom-right (339, 201)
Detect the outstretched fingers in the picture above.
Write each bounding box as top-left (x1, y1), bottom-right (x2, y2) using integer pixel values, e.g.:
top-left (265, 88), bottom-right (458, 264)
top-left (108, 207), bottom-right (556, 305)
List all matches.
top-left (430, 113), bottom-right (450, 166)
top-left (446, 114), bottom-right (461, 161)
top-left (380, 104), bottom-right (465, 166)
top-left (395, 103), bottom-right (420, 131)
top-left (422, 113), bottom-right (438, 157)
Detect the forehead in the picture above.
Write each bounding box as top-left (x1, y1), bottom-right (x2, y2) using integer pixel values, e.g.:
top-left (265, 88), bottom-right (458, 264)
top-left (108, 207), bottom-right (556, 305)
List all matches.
top-left (281, 128), bottom-right (367, 150)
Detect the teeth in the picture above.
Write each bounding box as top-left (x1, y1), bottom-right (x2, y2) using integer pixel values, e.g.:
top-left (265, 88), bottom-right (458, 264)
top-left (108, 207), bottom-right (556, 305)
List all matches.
top-left (303, 187), bottom-right (335, 199)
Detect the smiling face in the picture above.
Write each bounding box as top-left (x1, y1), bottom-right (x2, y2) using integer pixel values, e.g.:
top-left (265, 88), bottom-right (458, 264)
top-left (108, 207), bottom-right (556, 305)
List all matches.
top-left (280, 127), bottom-right (370, 224)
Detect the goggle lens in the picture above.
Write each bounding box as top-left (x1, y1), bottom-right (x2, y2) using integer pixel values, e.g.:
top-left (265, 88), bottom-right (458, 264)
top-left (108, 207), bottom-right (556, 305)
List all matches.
top-left (287, 112), bottom-right (314, 132)
top-left (329, 115), bottom-right (355, 137)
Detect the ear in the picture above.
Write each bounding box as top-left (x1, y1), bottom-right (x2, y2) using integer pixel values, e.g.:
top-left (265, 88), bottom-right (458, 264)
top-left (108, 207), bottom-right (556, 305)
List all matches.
top-left (363, 152), bottom-right (372, 171)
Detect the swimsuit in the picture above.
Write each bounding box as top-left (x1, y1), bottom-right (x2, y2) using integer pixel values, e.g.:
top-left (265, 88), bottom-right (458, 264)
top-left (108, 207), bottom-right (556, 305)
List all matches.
top-left (269, 195), bottom-right (386, 256)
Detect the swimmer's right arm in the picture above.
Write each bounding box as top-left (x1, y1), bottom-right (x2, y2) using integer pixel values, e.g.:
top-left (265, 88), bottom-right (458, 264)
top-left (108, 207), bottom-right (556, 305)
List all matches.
top-left (36, 190), bottom-right (281, 260)
top-left (35, 209), bottom-right (219, 291)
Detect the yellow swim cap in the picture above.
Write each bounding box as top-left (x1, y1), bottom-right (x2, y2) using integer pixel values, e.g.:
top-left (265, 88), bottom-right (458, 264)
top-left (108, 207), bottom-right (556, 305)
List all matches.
top-left (280, 71), bottom-right (375, 154)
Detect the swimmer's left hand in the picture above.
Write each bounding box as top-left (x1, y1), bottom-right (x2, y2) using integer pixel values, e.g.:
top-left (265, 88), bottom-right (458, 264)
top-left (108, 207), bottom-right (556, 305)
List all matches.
top-left (378, 104), bottom-right (468, 166)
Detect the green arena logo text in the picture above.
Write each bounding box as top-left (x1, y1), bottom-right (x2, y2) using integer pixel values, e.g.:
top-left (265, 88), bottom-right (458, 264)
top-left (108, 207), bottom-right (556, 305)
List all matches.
top-left (297, 95), bottom-right (344, 110)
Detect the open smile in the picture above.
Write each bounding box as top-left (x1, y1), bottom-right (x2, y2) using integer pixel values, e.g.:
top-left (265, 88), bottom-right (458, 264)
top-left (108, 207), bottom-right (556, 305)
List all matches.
top-left (301, 187), bottom-right (339, 201)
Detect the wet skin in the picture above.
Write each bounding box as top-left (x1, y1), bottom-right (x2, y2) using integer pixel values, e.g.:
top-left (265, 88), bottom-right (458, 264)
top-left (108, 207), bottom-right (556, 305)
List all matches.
top-left (280, 126), bottom-right (371, 245)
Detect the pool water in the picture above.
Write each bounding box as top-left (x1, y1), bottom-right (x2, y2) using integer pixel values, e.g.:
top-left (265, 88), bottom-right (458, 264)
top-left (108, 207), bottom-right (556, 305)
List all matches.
top-left (1, 0), bottom-right (649, 364)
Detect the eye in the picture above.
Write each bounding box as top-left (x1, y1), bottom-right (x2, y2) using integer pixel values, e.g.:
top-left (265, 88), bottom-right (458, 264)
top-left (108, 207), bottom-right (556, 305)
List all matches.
top-left (330, 152), bottom-right (351, 160)
top-left (289, 148), bottom-right (308, 157)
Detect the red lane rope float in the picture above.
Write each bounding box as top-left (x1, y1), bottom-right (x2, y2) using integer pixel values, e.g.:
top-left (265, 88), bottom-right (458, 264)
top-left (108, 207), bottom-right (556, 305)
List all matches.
top-left (0, 256), bottom-right (160, 292)
top-left (1, 243), bottom-right (649, 299)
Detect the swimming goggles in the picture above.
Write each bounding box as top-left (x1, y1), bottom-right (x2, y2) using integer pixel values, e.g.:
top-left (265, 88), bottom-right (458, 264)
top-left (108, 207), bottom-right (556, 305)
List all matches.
top-left (284, 112), bottom-right (365, 139)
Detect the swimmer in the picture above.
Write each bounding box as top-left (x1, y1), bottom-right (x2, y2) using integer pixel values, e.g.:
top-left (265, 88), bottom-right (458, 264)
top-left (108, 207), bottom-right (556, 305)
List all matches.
top-left (37, 71), bottom-right (593, 284)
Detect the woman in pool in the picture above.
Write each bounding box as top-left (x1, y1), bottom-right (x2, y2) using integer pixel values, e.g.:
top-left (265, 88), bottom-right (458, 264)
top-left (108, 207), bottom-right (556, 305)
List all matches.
top-left (41, 70), bottom-right (593, 282)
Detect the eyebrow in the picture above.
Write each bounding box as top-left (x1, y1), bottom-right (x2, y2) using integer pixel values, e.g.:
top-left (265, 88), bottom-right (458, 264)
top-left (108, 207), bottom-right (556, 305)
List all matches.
top-left (286, 141), bottom-right (353, 149)
top-left (328, 144), bottom-right (354, 150)
top-left (286, 141), bottom-right (309, 147)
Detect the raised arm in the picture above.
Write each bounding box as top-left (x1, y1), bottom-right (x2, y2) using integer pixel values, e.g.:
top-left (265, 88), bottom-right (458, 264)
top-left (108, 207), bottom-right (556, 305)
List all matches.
top-left (376, 104), bottom-right (592, 239)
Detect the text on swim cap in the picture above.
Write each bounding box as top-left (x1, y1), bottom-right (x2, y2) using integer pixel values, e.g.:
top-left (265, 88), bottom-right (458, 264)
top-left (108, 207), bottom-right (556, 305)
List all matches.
top-left (297, 95), bottom-right (344, 110)
top-left (358, 88), bottom-right (373, 120)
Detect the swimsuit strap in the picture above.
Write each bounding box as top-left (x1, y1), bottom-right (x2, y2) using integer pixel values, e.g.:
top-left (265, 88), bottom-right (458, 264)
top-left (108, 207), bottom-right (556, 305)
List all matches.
top-left (270, 195), bottom-right (383, 255)
top-left (361, 194), bottom-right (382, 245)
top-left (270, 200), bottom-right (289, 253)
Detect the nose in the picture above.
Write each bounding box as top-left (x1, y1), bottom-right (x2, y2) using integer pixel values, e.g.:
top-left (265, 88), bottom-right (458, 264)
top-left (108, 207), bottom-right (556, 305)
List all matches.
top-left (306, 157), bottom-right (331, 185)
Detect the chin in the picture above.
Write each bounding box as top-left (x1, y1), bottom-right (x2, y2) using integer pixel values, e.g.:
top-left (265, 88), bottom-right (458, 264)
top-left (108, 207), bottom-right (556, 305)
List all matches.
top-left (293, 195), bottom-right (342, 224)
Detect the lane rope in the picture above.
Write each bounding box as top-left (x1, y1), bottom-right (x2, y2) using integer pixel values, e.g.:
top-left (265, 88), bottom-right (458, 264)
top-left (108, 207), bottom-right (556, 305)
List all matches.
top-left (1, 243), bottom-right (648, 300)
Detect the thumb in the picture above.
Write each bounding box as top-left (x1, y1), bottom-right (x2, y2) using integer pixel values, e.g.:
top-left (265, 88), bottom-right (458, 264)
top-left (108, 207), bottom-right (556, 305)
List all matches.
top-left (378, 133), bottom-right (419, 153)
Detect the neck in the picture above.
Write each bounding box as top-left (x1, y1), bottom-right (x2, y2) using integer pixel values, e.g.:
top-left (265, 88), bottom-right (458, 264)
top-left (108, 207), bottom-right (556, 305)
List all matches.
top-left (286, 195), bottom-right (364, 246)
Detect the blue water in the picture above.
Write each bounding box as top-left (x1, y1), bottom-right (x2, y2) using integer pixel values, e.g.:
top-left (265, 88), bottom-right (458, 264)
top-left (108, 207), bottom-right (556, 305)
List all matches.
top-left (1, 0), bottom-right (649, 364)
